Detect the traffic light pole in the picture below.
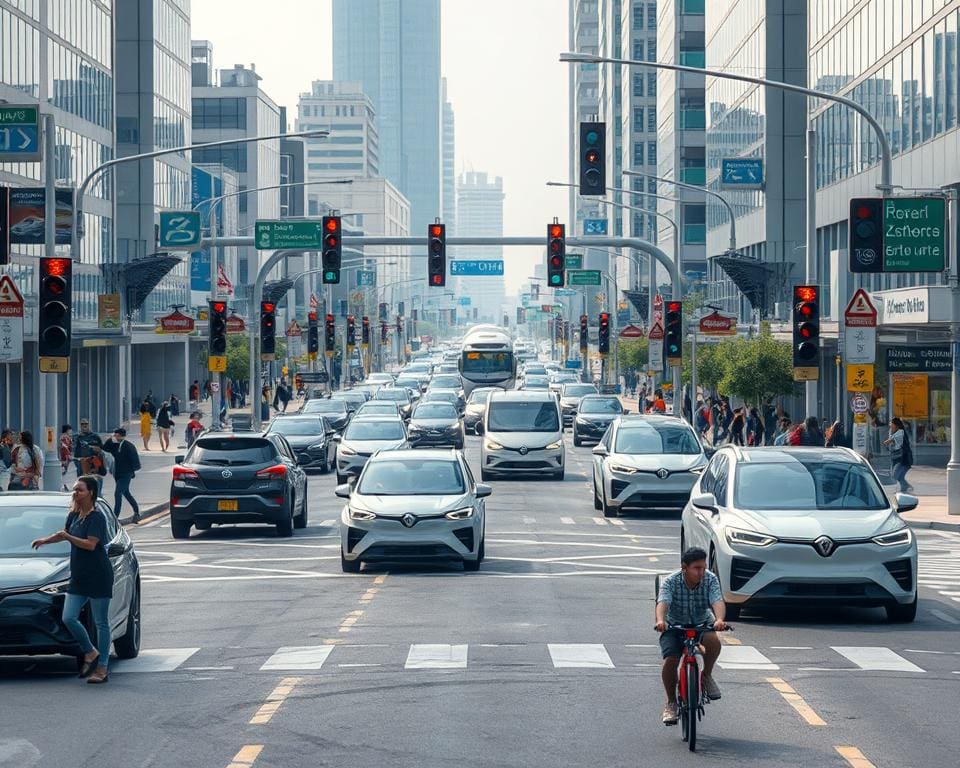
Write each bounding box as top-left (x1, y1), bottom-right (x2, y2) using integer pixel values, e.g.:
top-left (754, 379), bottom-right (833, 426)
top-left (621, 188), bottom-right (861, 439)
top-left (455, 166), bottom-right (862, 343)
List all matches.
top-left (41, 113), bottom-right (61, 491)
top-left (805, 129), bottom-right (818, 420)
top-left (947, 189), bottom-right (960, 517)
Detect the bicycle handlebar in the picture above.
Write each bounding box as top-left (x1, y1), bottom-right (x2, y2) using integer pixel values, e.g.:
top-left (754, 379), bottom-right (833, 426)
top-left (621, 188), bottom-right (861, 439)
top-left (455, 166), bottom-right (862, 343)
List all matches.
top-left (658, 623), bottom-right (733, 632)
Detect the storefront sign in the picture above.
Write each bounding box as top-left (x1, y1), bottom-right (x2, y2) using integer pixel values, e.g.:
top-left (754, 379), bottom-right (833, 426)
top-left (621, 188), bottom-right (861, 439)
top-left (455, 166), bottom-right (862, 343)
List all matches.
top-left (155, 309), bottom-right (196, 334)
top-left (698, 310), bottom-right (737, 336)
top-left (885, 346), bottom-right (952, 372)
top-left (97, 294), bottom-right (121, 329)
top-left (847, 364), bottom-right (874, 393)
top-left (892, 373), bottom-right (929, 419)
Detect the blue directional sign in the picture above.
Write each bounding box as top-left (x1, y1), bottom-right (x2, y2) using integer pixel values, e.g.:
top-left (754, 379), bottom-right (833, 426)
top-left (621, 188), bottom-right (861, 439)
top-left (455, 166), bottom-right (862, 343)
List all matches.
top-left (449, 260), bottom-right (504, 276)
top-left (159, 211), bottom-right (202, 249)
top-left (720, 158), bottom-right (764, 189)
top-left (356, 270), bottom-right (376, 287)
top-left (459, 296), bottom-right (472, 306)
top-left (554, 289), bottom-right (578, 297)
top-left (0, 105), bottom-right (40, 162)
top-left (583, 218), bottom-right (608, 235)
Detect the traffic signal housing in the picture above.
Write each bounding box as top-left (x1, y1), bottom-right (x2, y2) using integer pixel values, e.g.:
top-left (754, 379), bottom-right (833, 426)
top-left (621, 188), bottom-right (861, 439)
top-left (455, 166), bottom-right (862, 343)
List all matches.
top-left (548, 223), bottom-right (565, 287)
top-left (848, 198), bottom-right (883, 273)
top-left (579, 122), bottom-right (606, 196)
top-left (428, 222), bottom-right (446, 287)
top-left (208, 299), bottom-right (228, 356)
top-left (346, 315), bottom-right (356, 348)
top-left (792, 285), bottom-right (820, 379)
top-left (324, 313), bottom-right (336, 355)
top-left (598, 312), bottom-right (610, 355)
top-left (665, 301), bottom-right (683, 365)
top-left (307, 311), bottom-right (319, 358)
top-left (361, 316), bottom-right (370, 346)
top-left (260, 301), bottom-right (276, 361)
top-left (580, 315), bottom-right (588, 352)
top-left (322, 215), bottom-right (341, 284)
top-left (517, 307), bottom-right (525, 325)
top-left (554, 314), bottom-right (563, 342)
top-left (380, 321), bottom-right (388, 343)
top-left (38, 257), bottom-right (72, 371)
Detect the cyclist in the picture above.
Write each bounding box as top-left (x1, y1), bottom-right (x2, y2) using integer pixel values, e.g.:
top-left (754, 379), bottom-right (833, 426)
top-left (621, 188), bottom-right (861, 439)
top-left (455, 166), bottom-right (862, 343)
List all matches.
top-left (654, 547), bottom-right (729, 725)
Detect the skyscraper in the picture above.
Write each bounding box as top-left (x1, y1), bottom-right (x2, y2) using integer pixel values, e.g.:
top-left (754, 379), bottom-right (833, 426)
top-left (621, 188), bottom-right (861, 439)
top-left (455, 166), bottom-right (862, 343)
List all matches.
top-left (442, 78), bottom-right (456, 234)
top-left (455, 172), bottom-right (505, 322)
top-left (332, 0), bottom-right (442, 235)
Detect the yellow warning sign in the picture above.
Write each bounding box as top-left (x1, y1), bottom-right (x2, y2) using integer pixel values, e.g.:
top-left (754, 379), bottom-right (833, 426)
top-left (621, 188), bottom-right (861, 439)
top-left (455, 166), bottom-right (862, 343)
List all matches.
top-left (207, 355), bottom-right (227, 373)
top-left (39, 356), bottom-right (70, 373)
top-left (847, 364), bottom-right (874, 392)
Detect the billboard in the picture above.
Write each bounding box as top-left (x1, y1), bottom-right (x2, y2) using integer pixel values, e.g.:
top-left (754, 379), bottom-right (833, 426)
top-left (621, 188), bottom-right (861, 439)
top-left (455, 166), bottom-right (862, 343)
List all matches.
top-left (190, 167), bottom-right (222, 292)
top-left (7, 188), bottom-right (74, 244)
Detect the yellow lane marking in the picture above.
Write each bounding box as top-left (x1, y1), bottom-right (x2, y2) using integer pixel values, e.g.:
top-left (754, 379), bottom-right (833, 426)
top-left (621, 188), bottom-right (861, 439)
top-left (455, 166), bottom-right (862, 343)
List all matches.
top-left (373, 574), bottom-right (387, 584)
top-left (323, 638), bottom-right (344, 645)
top-left (338, 609), bottom-right (364, 633)
top-left (835, 746), bottom-right (877, 768)
top-left (226, 744), bottom-right (263, 767)
top-left (765, 678), bottom-right (826, 726)
top-left (720, 633), bottom-right (741, 646)
top-left (359, 588), bottom-right (379, 603)
top-left (249, 677), bottom-right (301, 725)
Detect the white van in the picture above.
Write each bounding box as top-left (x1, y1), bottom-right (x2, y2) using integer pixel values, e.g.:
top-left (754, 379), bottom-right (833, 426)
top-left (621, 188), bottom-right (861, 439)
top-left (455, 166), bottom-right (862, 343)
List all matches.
top-left (477, 390), bottom-right (565, 481)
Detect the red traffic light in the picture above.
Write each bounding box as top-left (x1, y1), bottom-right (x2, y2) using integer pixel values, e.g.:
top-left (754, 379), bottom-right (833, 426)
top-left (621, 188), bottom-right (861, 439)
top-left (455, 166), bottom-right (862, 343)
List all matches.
top-left (325, 313), bottom-right (334, 323)
top-left (308, 311), bottom-right (317, 322)
top-left (431, 274), bottom-right (443, 285)
top-left (430, 224), bottom-right (443, 237)
top-left (325, 217), bottom-right (339, 232)
top-left (855, 205), bottom-right (873, 219)
top-left (794, 285), bottom-right (818, 302)
top-left (667, 301), bottom-right (682, 313)
top-left (212, 301), bottom-right (226, 314)
top-left (261, 302), bottom-right (275, 313)
top-left (550, 224), bottom-right (563, 239)
top-left (585, 149), bottom-right (600, 164)
top-left (599, 312), bottom-right (610, 325)
top-left (44, 258), bottom-right (71, 277)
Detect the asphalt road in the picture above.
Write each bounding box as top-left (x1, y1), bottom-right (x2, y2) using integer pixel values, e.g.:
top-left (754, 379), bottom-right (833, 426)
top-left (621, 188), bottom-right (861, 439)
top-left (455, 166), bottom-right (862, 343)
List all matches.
top-left (4, 430), bottom-right (960, 768)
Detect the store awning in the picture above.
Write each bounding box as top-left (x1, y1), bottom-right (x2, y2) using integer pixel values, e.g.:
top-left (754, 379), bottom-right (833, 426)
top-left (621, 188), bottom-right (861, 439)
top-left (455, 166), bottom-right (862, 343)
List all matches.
top-left (101, 254), bottom-right (181, 314)
top-left (712, 253), bottom-right (794, 315)
top-left (264, 278), bottom-right (295, 305)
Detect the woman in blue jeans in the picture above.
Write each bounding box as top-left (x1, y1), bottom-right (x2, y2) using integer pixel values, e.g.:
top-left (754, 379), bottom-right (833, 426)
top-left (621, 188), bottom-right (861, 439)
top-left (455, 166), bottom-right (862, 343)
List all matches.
top-left (32, 475), bottom-right (113, 684)
top-left (883, 417), bottom-right (914, 493)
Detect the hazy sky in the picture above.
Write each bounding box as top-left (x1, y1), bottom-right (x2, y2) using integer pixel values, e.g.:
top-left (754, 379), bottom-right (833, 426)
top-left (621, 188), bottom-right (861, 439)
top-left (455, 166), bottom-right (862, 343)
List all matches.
top-left (191, 0), bottom-right (570, 296)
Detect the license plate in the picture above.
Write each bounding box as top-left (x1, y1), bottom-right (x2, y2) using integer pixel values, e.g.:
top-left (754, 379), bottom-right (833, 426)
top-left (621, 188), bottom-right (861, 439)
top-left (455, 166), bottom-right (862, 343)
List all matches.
top-left (218, 499), bottom-right (238, 511)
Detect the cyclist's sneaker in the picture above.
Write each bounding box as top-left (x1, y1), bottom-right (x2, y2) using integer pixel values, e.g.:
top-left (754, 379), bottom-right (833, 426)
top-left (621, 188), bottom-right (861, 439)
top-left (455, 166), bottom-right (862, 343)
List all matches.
top-left (662, 702), bottom-right (679, 725)
top-left (702, 674), bottom-right (722, 700)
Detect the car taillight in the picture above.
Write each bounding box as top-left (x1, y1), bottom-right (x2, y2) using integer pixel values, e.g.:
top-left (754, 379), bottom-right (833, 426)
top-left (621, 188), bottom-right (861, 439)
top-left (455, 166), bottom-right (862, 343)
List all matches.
top-left (256, 465), bottom-right (287, 479)
top-left (173, 466), bottom-right (199, 480)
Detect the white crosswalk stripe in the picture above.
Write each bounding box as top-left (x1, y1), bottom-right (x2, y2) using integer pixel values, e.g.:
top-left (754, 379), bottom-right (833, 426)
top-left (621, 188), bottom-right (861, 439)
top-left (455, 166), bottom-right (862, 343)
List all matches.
top-left (716, 646), bottom-right (779, 670)
top-left (260, 645), bottom-right (335, 671)
top-left (405, 644), bottom-right (468, 669)
top-left (547, 643), bottom-right (614, 668)
top-left (112, 647), bottom-right (200, 673)
top-left (831, 646), bottom-right (924, 672)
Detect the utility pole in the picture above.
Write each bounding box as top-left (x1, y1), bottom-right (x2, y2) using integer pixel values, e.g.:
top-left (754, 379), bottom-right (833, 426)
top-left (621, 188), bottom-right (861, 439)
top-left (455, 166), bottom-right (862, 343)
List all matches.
top-left (41, 112), bottom-right (61, 491)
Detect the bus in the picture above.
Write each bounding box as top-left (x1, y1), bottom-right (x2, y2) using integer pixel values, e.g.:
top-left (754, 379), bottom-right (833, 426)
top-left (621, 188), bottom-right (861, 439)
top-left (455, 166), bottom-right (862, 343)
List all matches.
top-left (458, 325), bottom-right (517, 396)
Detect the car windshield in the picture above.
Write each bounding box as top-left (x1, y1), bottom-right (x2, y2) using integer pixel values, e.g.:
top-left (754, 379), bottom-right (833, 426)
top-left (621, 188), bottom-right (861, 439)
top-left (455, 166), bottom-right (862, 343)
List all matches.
top-left (345, 421), bottom-right (405, 441)
top-left (468, 389), bottom-right (497, 404)
top-left (303, 400), bottom-right (346, 414)
top-left (579, 398), bottom-right (622, 414)
top-left (488, 401), bottom-right (559, 432)
top-left (735, 461), bottom-right (888, 511)
top-left (358, 403), bottom-right (398, 414)
top-left (359, 459), bottom-right (466, 495)
top-left (394, 378), bottom-right (420, 388)
top-left (190, 438), bottom-right (275, 465)
top-left (562, 385), bottom-right (597, 397)
top-left (0, 505), bottom-right (73, 557)
top-left (614, 425), bottom-right (701, 455)
top-left (524, 368), bottom-right (546, 376)
top-left (270, 419), bottom-right (324, 436)
top-left (431, 375), bottom-right (461, 389)
top-left (523, 376), bottom-right (549, 387)
top-left (414, 404), bottom-right (458, 420)
top-left (375, 390), bottom-right (409, 402)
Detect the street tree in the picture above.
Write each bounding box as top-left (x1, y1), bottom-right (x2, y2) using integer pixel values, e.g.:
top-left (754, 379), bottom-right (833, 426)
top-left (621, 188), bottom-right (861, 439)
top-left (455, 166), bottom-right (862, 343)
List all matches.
top-left (718, 327), bottom-right (794, 406)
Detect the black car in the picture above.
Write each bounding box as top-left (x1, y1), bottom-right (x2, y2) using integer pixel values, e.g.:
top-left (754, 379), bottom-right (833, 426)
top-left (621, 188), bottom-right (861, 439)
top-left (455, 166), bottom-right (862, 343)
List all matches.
top-left (300, 397), bottom-right (350, 432)
top-left (572, 395), bottom-right (625, 445)
top-left (170, 433), bottom-right (308, 538)
top-left (407, 401), bottom-right (465, 448)
top-left (0, 493), bottom-right (141, 664)
top-left (374, 388), bottom-right (414, 419)
top-left (264, 415), bottom-right (337, 473)
top-left (331, 391), bottom-right (369, 415)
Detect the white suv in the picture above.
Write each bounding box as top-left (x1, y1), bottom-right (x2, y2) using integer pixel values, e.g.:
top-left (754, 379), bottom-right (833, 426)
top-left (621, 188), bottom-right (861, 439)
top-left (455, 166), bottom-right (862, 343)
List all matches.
top-left (477, 390), bottom-right (565, 481)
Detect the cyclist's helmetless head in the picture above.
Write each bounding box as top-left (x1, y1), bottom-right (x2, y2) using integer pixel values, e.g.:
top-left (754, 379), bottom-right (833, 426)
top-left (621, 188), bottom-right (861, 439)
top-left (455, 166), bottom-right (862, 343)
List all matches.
top-left (681, 547), bottom-right (708, 585)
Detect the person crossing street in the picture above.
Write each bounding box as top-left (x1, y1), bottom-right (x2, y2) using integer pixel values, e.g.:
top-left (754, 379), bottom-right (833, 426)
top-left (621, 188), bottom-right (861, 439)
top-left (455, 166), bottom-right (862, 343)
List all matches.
top-left (100, 428), bottom-right (142, 522)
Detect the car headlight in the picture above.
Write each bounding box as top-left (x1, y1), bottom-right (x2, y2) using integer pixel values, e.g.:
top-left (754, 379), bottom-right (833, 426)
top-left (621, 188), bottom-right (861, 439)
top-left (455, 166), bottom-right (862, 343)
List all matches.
top-left (485, 440), bottom-right (504, 450)
top-left (725, 527), bottom-right (777, 547)
top-left (872, 528), bottom-right (913, 547)
top-left (445, 506), bottom-right (474, 520)
top-left (609, 463), bottom-right (638, 474)
top-left (545, 440), bottom-right (563, 450)
top-left (339, 446), bottom-right (357, 456)
top-left (38, 579), bottom-right (70, 595)
top-left (348, 507), bottom-right (376, 521)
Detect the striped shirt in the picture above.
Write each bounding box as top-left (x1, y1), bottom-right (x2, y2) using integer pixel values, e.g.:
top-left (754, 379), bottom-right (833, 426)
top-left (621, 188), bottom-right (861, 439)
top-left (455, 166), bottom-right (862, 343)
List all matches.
top-left (657, 570), bottom-right (723, 625)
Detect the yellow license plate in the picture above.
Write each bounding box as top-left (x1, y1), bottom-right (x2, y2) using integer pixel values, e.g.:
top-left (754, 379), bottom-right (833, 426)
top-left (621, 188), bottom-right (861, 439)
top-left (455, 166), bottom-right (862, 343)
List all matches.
top-left (218, 499), bottom-right (238, 511)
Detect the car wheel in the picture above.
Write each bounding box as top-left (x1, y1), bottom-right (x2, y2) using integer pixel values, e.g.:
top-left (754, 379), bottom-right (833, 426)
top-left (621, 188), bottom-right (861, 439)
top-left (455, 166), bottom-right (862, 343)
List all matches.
top-left (593, 480), bottom-right (602, 511)
top-left (341, 550), bottom-right (361, 573)
top-left (602, 485), bottom-right (616, 517)
top-left (553, 468), bottom-right (565, 481)
top-left (319, 455), bottom-right (330, 474)
top-left (170, 518), bottom-right (191, 539)
top-left (113, 583), bottom-right (141, 659)
top-left (294, 491), bottom-right (308, 529)
top-left (276, 501), bottom-right (294, 537)
top-left (886, 593), bottom-right (918, 623)
top-left (573, 429), bottom-right (582, 447)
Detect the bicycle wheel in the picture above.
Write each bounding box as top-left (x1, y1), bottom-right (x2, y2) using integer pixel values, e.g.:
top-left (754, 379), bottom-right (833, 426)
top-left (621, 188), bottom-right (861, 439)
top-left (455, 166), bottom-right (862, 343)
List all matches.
top-left (686, 663), bottom-right (699, 752)
top-left (677, 670), bottom-right (688, 742)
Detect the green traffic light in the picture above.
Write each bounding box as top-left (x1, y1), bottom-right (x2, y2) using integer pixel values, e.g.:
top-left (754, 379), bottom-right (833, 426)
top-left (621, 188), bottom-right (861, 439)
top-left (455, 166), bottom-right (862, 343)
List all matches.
top-left (586, 130), bottom-right (599, 144)
top-left (324, 271), bottom-right (337, 281)
top-left (550, 275), bottom-right (561, 285)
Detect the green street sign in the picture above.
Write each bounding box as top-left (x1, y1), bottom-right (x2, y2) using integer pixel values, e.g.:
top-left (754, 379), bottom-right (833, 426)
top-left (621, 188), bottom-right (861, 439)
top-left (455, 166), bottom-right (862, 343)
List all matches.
top-left (883, 197), bottom-right (946, 272)
top-left (255, 220), bottom-right (323, 250)
top-left (0, 105), bottom-right (40, 161)
top-left (568, 269), bottom-right (602, 286)
top-left (565, 253), bottom-right (583, 269)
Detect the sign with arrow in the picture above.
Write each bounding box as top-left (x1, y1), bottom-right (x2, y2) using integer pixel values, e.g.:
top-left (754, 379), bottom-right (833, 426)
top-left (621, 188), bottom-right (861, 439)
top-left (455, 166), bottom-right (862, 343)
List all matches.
top-left (720, 158), bottom-right (764, 189)
top-left (843, 288), bottom-right (877, 365)
top-left (0, 105), bottom-right (40, 162)
top-left (159, 211), bottom-right (202, 249)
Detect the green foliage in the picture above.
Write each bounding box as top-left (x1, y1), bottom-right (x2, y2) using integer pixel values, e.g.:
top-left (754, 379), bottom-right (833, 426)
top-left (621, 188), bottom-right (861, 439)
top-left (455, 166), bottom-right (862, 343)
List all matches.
top-left (618, 337), bottom-right (648, 370)
top-left (682, 339), bottom-right (727, 392)
top-left (717, 327), bottom-right (794, 404)
top-left (222, 333), bottom-right (285, 383)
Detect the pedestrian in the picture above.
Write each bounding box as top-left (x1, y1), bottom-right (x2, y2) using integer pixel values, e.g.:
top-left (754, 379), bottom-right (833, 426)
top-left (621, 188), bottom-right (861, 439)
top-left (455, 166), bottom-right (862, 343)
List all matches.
top-left (9, 431), bottom-right (44, 490)
top-left (278, 382), bottom-right (291, 413)
top-left (74, 419), bottom-right (104, 476)
top-left (31, 475), bottom-right (113, 684)
top-left (746, 407), bottom-right (763, 447)
top-left (144, 391), bottom-right (158, 418)
top-left (799, 416), bottom-right (825, 446)
top-left (156, 401), bottom-right (174, 453)
top-left (729, 408), bottom-right (746, 446)
top-left (202, 379), bottom-right (211, 401)
top-left (169, 394), bottom-right (181, 417)
top-left (261, 387), bottom-right (272, 423)
top-left (0, 428), bottom-right (14, 491)
top-left (762, 398), bottom-right (776, 445)
top-left (695, 399), bottom-right (711, 441)
top-left (59, 425), bottom-right (74, 490)
top-left (189, 380), bottom-right (200, 408)
top-left (825, 419), bottom-right (850, 448)
top-left (226, 379), bottom-right (235, 410)
top-left (773, 417), bottom-right (793, 446)
top-left (138, 400), bottom-right (152, 451)
top-left (682, 392), bottom-right (693, 424)
top-left (882, 417), bottom-right (914, 492)
top-left (101, 427), bottom-right (142, 522)
top-left (186, 411), bottom-right (204, 447)
top-left (651, 389), bottom-right (667, 414)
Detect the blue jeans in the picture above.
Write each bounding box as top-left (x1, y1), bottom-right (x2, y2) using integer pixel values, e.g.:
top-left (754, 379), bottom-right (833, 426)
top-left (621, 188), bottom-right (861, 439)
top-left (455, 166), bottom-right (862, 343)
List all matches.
top-left (114, 475), bottom-right (139, 518)
top-left (892, 462), bottom-right (911, 492)
top-left (62, 593), bottom-right (111, 669)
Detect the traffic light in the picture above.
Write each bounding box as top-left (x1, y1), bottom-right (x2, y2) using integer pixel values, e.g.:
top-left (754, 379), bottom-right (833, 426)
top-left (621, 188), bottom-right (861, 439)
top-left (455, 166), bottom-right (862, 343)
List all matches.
top-left (428, 222), bottom-right (446, 286)
top-left (517, 307), bottom-right (525, 325)
top-left (346, 315), bottom-right (356, 348)
top-left (324, 313), bottom-right (336, 355)
top-left (378, 302), bottom-right (388, 321)
top-left (579, 121), bottom-right (606, 196)
top-left (361, 316), bottom-right (370, 346)
top-left (547, 222), bottom-right (565, 287)
top-left (209, 299), bottom-right (228, 356)
top-left (792, 285), bottom-right (820, 379)
top-left (260, 301), bottom-right (277, 361)
top-left (848, 198), bottom-right (883, 273)
top-left (397, 300), bottom-right (405, 317)
top-left (322, 215), bottom-right (341, 284)
top-left (665, 300), bottom-right (683, 365)
top-left (580, 315), bottom-right (588, 352)
top-left (531, 283), bottom-right (539, 300)
top-left (38, 256), bottom-right (72, 371)
top-left (380, 321), bottom-right (388, 343)
top-left (307, 311), bottom-right (319, 358)
top-left (396, 315), bottom-right (403, 336)
top-left (554, 314), bottom-right (563, 342)
top-left (598, 312), bottom-right (610, 355)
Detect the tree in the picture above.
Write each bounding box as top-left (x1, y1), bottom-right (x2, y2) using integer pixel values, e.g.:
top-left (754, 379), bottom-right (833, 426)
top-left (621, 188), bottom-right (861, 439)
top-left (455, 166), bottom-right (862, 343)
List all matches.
top-left (617, 337), bottom-right (648, 371)
top-left (718, 327), bottom-right (794, 406)
top-left (223, 333), bottom-right (285, 384)
top-left (682, 339), bottom-right (728, 394)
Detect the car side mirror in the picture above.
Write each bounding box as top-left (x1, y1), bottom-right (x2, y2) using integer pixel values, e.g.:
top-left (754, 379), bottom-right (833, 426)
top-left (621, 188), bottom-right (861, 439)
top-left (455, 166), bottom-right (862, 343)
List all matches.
top-left (475, 422), bottom-right (485, 435)
top-left (592, 445), bottom-right (608, 456)
top-left (334, 483), bottom-right (352, 499)
top-left (106, 542), bottom-right (126, 557)
top-left (475, 483), bottom-right (493, 499)
top-left (175, 455), bottom-right (185, 463)
top-left (894, 492), bottom-right (919, 514)
top-left (691, 492), bottom-right (719, 515)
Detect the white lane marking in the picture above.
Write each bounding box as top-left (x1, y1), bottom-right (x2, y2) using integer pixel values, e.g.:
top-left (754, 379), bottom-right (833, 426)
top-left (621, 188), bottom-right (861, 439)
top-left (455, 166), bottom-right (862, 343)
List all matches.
top-left (593, 518), bottom-right (608, 526)
top-left (261, 645), bottom-right (335, 671)
top-left (608, 519), bottom-right (625, 526)
top-left (560, 517), bottom-right (575, 525)
top-left (930, 609), bottom-right (960, 625)
top-left (770, 646), bottom-right (813, 650)
top-left (831, 646), bottom-right (925, 672)
top-left (405, 644), bottom-right (468, 669)
top-left (716, 646), bottom-right (779, 670)
top-left (113, 648), bottom-right (200, 673)
top-left (548, 643), bottom-right (615, 668)
top-left (320, 519), bottom-right (336, 526)
top-left (523, 516), bottom-right (536, 524)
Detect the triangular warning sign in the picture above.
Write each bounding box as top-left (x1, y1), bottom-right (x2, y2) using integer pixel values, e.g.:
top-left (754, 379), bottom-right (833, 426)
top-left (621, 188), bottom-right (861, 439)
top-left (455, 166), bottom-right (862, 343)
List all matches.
top-left (648, 320), bottom-right (664, 340)
top-left (844, 288), bottom-right (877, 327)
top-left (0, 275), bottom-right (24, 304)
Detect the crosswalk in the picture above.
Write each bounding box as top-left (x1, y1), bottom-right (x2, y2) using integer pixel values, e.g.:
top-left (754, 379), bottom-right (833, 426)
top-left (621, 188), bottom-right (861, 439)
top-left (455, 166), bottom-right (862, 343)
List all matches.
top-left (916, 532), bottom-right (960, 606)
top-left (92, 642), bottom-right (948, 676)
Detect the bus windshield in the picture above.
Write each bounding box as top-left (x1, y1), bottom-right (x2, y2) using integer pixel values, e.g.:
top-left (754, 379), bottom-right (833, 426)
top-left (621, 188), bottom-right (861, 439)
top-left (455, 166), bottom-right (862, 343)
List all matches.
top-left (462, 350), bottom-right (512, 374)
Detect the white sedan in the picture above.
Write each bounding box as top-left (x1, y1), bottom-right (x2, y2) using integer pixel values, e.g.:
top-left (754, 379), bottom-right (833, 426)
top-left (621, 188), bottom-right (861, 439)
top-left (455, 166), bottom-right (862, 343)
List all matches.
top-left (680, 446), bottom-right (918, 622)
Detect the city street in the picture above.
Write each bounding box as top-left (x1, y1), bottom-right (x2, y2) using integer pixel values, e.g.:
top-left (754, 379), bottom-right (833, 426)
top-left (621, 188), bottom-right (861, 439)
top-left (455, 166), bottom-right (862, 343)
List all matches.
top-left (3, 430), bottom-right (959, 768)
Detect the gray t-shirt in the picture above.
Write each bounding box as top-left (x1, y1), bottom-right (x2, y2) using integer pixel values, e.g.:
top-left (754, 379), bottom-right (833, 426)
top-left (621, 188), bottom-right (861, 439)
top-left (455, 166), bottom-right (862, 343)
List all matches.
top-left (657, 570), bottom-right (723, 625)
